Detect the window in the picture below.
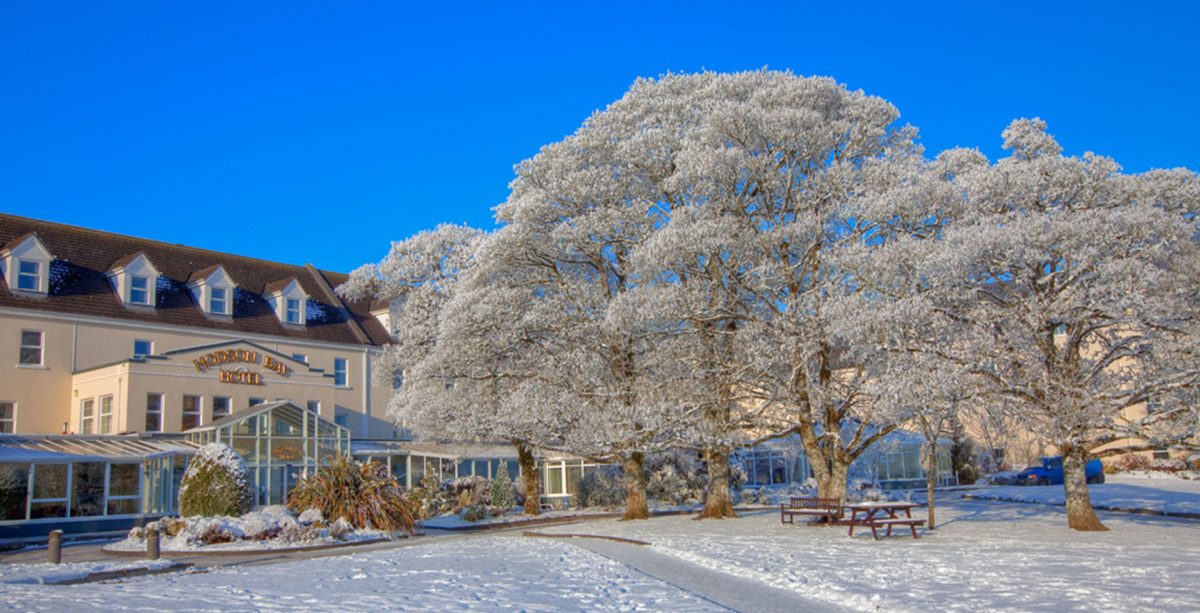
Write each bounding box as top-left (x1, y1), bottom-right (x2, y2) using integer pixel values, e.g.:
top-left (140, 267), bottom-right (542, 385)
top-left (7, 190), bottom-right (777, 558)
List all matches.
top-left (212, 396), bottom-right (231, 419)
top-left (334, 413), bottom-right (349, 428)
top-left (129, 275), bottom-right (150, 305)
top-left (334, 358), bottom-right (348, 387)
top-left (249, 397), bottom-right (265, 408)
top-left (79, 399), bottom-right (94, 434)
top-left (133, 339), bottom-right (153, 357)
top-left (182, 395), bottom-right (201, 430)
top-left (107, 463), bottom-right (141, 515)
top-left (210, 287), bottom-right (228, 315)
top-left (16, 259), bottom-right (40, 291)
top-left (293, 353), bottom-right (308, 364)
top-left (19, 330), bottom-right (43, 366)
top-left (285, 298), bottom-right (301, 324)
top-left (0, 401), bottom-right (14, 433)
top-left (306, 400), bottom-right (320, 414)
top-left (145, 393), bottom-right (162, 432)
top-left (98, 395), bottom-right (113, 434)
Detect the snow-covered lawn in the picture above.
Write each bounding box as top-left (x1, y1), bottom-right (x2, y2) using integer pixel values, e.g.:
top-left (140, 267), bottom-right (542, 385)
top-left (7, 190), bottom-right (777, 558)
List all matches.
top-left (0, 560), bottom-right (178, 586)
top-left (0, 537), bottom-right (723, 612)
top-left (968, 473), bottom-right (1200, 516)
top-left (5, 481), bottom-right (1198, 612)
top-left (541, 496), bottom-right (1200, 612)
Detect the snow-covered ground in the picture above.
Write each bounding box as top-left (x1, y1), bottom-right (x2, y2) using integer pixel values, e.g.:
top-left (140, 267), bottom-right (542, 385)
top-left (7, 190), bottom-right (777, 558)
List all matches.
top-left (0, 537), bottom-right (723, 612)
top-left (539, 496), bottom-right (1200, 612)
top-left (0, 560), bottom-right (177, 586)
top-left (4, 480), bottom-right (1198, 612)
top-left (968, 473), bottom-right (1200, 516)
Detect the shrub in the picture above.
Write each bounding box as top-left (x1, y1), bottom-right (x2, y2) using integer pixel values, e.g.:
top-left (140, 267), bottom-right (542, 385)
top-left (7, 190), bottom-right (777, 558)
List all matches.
top-left (646, 452), bottom-right (707, 505)
top-left (449, 475), bottom-right (491, 508)
top-left (575, 466), bottom-right (625, 508)
top-left (179, 443), bottom-right (253, 517)
top-left (461, 503), bottom-right (490, 522)
top-left (490, 462), bottom-right (515, 511)
top-left (286, 456), bottom-right (415, 533)
top-left (405, 475), bottom-right (457, 520)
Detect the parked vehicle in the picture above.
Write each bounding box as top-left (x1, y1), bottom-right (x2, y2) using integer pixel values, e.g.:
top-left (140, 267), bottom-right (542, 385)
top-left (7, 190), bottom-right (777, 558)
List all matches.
top-left (1016, 456), bottom-right (1104, 485)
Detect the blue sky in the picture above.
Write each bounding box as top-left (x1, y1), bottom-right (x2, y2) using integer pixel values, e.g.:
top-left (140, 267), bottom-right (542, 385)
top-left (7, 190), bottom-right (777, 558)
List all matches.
top-left (2, 2), bottom-right (1197, 272)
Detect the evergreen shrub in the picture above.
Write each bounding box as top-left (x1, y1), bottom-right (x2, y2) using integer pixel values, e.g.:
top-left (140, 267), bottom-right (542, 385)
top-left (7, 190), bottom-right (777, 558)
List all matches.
top-left (286, 456), bottom-right (415, 533)
top-left (178, 443), bottom-right (253, 517)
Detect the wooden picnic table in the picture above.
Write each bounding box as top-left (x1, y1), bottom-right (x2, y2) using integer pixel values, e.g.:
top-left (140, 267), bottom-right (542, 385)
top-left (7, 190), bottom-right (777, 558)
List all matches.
top-left (844, 501), bottom-right (925, 540)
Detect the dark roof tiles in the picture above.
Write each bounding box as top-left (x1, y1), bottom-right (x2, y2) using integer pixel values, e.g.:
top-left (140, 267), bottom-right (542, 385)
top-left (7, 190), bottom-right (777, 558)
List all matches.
top-left (0, 214), bottom-right (391, 346)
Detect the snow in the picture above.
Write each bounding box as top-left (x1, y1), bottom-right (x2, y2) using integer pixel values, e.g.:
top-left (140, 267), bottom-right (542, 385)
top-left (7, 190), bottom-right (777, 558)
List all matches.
top-left (106, 506), bottom-right (389, 553)
top-left (1, 537), bottom-right (723, 612)
top-left (5, 483), bottom-right (1198, 611)
top-left (967, 473), bottom-right (1200, 516)
top-left (537, 496), bottom-right (1200, 612)
top-left (0, 560), bottom-right (176, 586)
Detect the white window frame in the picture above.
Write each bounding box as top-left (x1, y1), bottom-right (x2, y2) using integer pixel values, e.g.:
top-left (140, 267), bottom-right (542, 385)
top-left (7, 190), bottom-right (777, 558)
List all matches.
top-left (334, 358), bottom-right (348, 387)
top-left (182, 394), bottom-right (202, 429)
top-left (98, 394), bottom-right (114, 434)
top-left (16, 259), bottom-right (41, 291)
top-left (285, 298), bottom-right (302, 324)
top-left (0, 400), bottom-right (15, 433)
top-left (133, 338), bottom-right (154, 357)
top-left (129, 275), bottom-right (150, 305)
top-left (212, 395), bottom-right (231, 419)
top-left (209, 286), bottom-right (229, 315)
top-left (80, 398), bottom-right (95, 435)
top-left (19, 329), bottom-right (44, 367)
top-left (145, 393), bottom-right (163, 432)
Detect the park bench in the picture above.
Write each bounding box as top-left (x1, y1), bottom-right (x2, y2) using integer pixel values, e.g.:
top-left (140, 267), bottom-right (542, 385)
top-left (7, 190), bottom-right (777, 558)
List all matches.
top-left (861, 516), bottom-right (926, 540)
top-left (780, 497), bottom-right (844, 524)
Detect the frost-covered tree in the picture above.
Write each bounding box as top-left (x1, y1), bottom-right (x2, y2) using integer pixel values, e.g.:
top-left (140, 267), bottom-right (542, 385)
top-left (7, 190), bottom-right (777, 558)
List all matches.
top-left (907, 119), bottom-right (1200, 530)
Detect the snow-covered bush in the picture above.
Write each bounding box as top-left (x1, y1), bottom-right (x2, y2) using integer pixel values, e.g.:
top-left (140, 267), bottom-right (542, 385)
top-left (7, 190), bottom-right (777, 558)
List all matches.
top-left (646, 452), bottom-right (707, 505)
top-left (460, 503), bottom-right (490, 522)
top-left (286, 456), bottom-right (415, 533)
top-left (449, 475), bottom-right (490, 507)
top-left (490, 462), bottom-right (515, 511)
top-left (178, 443), bottom-right (253, 518)
top-left (405, 475), bottom-right (457, 519)
top-left (575, 466), bottom-right (625, 508)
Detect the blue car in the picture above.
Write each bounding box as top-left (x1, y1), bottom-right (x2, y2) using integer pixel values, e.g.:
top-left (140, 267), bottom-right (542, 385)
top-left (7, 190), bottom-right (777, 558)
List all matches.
top-left (1017, 456), bottom-right (1105, 485)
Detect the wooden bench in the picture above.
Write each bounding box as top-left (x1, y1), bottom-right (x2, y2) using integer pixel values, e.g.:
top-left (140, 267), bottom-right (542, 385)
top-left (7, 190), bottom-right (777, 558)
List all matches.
top-left (861, 517), bottom-right (926, 540)
top-left (780, 497), bottom-right (844, 525)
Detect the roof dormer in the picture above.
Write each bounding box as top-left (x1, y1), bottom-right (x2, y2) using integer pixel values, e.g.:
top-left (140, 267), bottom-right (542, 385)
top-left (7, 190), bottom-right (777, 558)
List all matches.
top-left (264, 277), bottom-right (309, 326)
top-left (107, 252), bottom-right (160, 308)
top-left (0, 233), bottom-right (53, 296)
top-left (187, 264), bottom-right (237, 317)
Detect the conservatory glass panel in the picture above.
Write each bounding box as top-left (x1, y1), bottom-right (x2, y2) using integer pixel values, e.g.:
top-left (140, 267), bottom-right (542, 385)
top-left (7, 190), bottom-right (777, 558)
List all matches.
top-left (545, 464), bottom-right (564, 496)
top-left (71, 463), bottom-right (106, 517)
top-left (0, 464), bottom-right (29, 521)
top-left (410, 456), bottom-right (426, 486)
top-left (32, 463), bottom-right (67, 499)
top-left (565, 463), bottom-right (583, 495)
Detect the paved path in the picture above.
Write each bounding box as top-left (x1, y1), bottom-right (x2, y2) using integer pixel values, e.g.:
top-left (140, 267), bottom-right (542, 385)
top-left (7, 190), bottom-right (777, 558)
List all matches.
top-left (564, 536), bottom-right (850, 613)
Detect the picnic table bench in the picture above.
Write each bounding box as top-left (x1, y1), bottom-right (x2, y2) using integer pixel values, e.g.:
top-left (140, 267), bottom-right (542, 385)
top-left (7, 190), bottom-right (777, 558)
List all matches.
top-left (845, 502), bottom-right (925, 539)
top-left (780, 497), bottom-right (844, 524)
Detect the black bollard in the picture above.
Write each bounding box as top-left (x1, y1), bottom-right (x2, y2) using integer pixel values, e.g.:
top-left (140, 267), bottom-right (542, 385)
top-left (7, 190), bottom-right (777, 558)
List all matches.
top-left (146, 527), bottom-right (160, 560)
top-left (47, 529), bottom-right (63, 564)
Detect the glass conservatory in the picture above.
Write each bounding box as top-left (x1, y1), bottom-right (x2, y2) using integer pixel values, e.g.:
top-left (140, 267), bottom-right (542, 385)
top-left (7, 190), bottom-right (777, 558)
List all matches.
top-left (185, 400), bottom-right (350, 506)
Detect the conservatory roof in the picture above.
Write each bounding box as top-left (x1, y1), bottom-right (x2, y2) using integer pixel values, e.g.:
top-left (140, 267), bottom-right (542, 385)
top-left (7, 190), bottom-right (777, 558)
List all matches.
top-left (0, 434), bottom-right (198, 463)
top-left (350, 440), bottom-right (519, 460)
top-left (185, 400), bottom-right (348, 437)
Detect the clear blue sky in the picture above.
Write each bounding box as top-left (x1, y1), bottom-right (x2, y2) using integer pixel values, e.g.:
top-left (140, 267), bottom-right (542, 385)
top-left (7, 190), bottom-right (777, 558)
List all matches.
top-left (2, 2), bottom-right (1197, 272)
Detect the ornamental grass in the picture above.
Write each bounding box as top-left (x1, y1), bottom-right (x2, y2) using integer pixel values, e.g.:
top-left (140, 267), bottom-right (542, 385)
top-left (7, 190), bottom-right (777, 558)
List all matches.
top-left (286, 456), bottom-right (416, 534)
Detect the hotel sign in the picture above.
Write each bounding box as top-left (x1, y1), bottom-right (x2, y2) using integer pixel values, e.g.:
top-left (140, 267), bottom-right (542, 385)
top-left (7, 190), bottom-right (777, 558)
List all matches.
top-left (192, 349), bottom-right (291, 386)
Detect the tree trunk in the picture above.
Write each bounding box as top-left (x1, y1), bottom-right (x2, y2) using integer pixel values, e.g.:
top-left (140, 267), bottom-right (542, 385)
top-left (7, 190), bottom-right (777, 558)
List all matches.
top-left (621, 451), bottom-right (650, 521)
top-left (696, 445), bottom-right (738, 520)
top-left (815, 457), bottom-right (849, 509)
top-left (926, 441), bottom-right (938, 530)
top-left (1062, 445), bottom-right (1107, 531)
top-left (515, 441), bottom-right (540, 516)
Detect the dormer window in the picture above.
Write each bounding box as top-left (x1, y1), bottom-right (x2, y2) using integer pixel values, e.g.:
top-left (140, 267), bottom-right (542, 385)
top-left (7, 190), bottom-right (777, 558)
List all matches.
top-left (187, 264), bottom-right (237, 317)
top-left (130, 275), bottom-right (150, 305)
top-left (16, 260), bottom-right (40, 291)
top-left (107, 252), bottom-right (160, 308)
top-left (210, 287), bottom-right (229, 315)
top-left (285, 298), bottom-right (302, 324)
top-left (1, 233), bottom-right (53, 295)
top-left (264, 277), bottom-right (308, 326)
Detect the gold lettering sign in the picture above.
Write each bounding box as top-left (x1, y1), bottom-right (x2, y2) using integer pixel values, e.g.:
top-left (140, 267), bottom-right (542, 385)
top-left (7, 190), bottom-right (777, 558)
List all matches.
top-left (191, 348), bottom-right (291, 385)
top-left (218, 369), bottom-right (263, 385)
